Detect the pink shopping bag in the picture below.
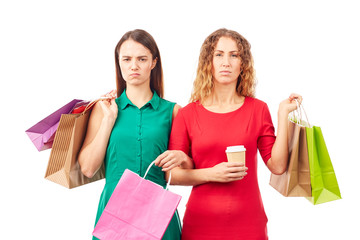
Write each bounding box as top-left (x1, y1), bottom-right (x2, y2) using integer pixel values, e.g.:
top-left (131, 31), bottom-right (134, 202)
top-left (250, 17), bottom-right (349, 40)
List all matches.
top-left (25, 99), bottom-right (88, 151)
top-left (93, 161), bottom-right (181, 240)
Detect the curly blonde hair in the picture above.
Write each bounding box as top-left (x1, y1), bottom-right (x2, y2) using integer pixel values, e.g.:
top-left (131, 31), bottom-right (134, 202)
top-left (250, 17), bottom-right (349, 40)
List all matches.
top-left (190, 28), bottom-right (256, 103)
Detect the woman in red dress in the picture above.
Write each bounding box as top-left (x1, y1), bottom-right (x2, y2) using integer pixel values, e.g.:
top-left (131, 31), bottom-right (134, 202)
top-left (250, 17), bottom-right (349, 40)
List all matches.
top-left (155, 28), bottom-right (302, 240)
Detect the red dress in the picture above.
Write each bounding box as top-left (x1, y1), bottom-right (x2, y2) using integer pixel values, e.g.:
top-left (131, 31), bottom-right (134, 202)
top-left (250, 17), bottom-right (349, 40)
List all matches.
top-left (169, 97), bottom-right (276, 240)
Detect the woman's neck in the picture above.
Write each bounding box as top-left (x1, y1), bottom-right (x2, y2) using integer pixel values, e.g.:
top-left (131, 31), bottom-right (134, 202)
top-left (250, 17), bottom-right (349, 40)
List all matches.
top-left (125, 84), bottom-right (153, 109)
top-left (203, 82), bottom-right (245, 113)
top-left (206, 82), bottom-right (242, 104)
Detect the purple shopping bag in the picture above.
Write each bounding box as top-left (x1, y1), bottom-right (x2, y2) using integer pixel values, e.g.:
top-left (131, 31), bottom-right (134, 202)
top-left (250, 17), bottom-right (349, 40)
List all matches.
top-left (25, 99), bottom-right (86, 151)
top-left (93, 161), bottom-right (181, 240)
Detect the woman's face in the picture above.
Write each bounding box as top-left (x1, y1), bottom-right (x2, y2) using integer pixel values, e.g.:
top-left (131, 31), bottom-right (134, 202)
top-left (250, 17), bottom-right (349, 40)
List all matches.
top-left (119, 40), bottom-right (157, 87)
top-left (212, 37), bottom-right (241, 85)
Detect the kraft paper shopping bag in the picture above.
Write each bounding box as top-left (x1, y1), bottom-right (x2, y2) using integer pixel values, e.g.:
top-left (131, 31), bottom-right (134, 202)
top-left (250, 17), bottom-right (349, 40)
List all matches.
top-left (25, 99), bottom-right (85, 151)
top-left (270, 120), bottom-right (312, 197)
top-left (93, 161), bottom-right (181, 240)
top-left (44, 99), bottom-right (105, 188)
top-left (270, 104), bottom-right (311, 197)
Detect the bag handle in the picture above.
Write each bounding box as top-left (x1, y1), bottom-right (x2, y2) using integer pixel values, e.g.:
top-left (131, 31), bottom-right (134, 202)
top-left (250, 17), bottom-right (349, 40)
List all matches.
top-left (291, 99), bottom-right (311, 127)
top-left (143, 160), bottom-right (172, 190)
top-left (291, 100), bottom-right (302, 124)
top-left (81, 97), bottom-right (111, 115)
top-left (298, 100), bottom-right (310, 126)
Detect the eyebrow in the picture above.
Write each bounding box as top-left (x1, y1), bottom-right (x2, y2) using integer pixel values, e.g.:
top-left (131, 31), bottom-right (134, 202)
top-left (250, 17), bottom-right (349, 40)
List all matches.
top-left (121, 55), bottom-right (149, 58)
top-left (214, 50), bottom-right (239, 53)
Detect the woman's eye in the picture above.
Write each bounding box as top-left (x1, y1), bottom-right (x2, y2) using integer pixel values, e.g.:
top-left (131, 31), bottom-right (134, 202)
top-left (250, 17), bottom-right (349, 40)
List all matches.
top-left (140, 58), bottom-right (147, 62)
top-left (231, 54), bottom-right (239, 58)
top-left (123, 58), bottom-right (130, 61)
top-left (215, 53), bottom-right (222, 57)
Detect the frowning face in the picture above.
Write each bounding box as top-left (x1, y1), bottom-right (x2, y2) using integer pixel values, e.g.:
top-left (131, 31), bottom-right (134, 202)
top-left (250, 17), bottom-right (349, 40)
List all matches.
top-left (212, 37), bottom-right (242, 86)
top-left (119, 40), bottom-right (157, 87)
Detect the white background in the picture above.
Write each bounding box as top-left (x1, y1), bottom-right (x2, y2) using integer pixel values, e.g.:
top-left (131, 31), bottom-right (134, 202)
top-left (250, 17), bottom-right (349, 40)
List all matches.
top-left (1, 0), bottom-right (359, 239)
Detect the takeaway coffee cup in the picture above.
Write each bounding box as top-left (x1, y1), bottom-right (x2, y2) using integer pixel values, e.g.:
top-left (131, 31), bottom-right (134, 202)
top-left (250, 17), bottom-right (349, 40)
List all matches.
top-left (225, 145), bottom-right (246, 165)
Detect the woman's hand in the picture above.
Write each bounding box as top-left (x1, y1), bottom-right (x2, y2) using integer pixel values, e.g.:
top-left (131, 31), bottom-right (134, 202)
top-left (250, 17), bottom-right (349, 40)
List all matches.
top-left (208, 162), bottom-right (248, 183)
top-left (99, 89), bottom-right (118, 125)
top-left (155, 150), bottom-right (193, 172)
top-left (102, 89), bottom-right (117, 99)
top-left (279, 93), bottom-right (303, 115)
top-left (267, 93), bottom-right (303, 175)
top-left (78, 89), bottom-right (118, 178)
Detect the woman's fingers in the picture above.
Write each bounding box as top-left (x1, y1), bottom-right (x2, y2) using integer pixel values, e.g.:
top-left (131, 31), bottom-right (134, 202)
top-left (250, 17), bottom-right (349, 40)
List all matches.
top-left (107, 89), bottom-right (117, 98)
top-left (225, 163), bottom-right (247, 179)
top-left (154, 151), bottom-right (167, 166)
top-left (279, 93), bottom-right (303, 114)
top-left (226, 166), bottom-right (247, 172)
top-left (289, 93), bottom-right (303, 104)
top-left (98, 98), bottom-right (118, 121)
top-left (101, 89), bottom-right (117, 98)
top-left (211, 162), bottom-right (248, 182)
top-left (162, 160), bottom-right (181, 171)
top-left (98, 100), bottom-right (108, 111)
top-left (226, 168), bottom-right (247, 177)
top-left (224, 163), bottom-right (247, 173)
top-left (155, 150), bottom-right (186, 171)
top-left (227, 172), bottom-right (246, 180)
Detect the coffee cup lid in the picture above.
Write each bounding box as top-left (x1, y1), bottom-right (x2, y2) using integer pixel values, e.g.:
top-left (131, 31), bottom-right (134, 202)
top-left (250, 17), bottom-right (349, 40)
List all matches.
top-left (225, 145), bottom-right (246, 153)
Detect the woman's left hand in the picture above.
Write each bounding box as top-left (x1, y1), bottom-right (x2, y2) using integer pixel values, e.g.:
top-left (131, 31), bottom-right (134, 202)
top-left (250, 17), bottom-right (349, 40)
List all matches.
top-left (154, 150), bottom-right (192, 172)
top-left (279, 93), bottom-right (303, 114)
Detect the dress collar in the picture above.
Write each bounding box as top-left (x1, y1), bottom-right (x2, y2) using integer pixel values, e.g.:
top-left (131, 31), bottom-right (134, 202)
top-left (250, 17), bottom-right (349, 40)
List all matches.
top-left (118, 90), bottom-right (160, 110)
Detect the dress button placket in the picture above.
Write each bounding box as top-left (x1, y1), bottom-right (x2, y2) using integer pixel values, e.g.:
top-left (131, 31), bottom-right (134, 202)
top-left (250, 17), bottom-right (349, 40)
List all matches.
top-left (137, 109), bottom-right (142, 174)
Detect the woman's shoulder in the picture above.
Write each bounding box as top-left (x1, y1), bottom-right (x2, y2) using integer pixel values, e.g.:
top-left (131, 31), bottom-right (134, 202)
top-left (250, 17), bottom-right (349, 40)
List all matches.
top-left (245, 96), bottom-right (269, 109)
top-left (177, 102), bottom-right (199, 115)
top-left (160, 100), bottom-right (198, 113)
top-left (158, 97), bottom-right (176, 109)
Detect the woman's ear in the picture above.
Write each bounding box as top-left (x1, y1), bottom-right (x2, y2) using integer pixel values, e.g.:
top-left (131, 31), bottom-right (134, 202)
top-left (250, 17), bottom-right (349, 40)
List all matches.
top-left (151, 57), bottom-right (158, 70)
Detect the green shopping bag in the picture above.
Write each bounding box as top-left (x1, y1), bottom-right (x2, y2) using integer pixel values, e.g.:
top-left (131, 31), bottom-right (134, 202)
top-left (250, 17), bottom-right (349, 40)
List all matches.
top-left (305, 126), bottom-right (341, 204)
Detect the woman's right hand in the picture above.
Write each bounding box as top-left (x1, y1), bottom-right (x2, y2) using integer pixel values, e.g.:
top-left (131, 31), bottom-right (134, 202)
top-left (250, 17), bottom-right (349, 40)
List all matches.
top-left (99, 89), bottom-right (118, 125)
top-left (208, 162), bottom-right (248, 183)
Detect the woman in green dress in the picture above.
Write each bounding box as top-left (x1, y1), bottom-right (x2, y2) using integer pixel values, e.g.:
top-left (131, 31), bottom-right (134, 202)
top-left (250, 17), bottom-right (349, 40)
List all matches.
top-left (78, 29), bottom-right (185, 240)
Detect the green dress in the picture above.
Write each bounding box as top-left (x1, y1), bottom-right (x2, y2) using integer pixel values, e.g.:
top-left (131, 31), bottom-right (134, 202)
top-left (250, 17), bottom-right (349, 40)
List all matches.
top-left (93, 91), bottom-right (181, 240)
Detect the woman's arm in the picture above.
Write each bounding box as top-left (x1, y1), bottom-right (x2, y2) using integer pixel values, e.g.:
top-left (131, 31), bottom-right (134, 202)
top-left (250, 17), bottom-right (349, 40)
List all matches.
top-left (267, 93), bottom-right (302, 175)
top-left (155, 104), bottom-right (194, 171)
top-left (169, 162), bottom-right (247, 186)
top-left (172, 104), bottom-right (181, 122)
top-left (78, 97), bottom-right (118, 178)
top-left (155, 150), bottom-right (194, 172)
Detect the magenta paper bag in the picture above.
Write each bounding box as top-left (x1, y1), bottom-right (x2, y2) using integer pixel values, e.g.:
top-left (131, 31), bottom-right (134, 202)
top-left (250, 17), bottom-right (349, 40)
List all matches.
top-left (93, 162), bottom-right (181, 240)
top-left (25, 99), bottom-right (85, 151)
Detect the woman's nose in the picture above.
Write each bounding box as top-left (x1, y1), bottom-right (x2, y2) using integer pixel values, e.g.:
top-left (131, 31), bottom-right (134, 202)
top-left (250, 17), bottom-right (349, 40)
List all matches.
top-left (222, 56), bottom-right (230, 67)
top-left (130, 59), bottom-right (139, 70)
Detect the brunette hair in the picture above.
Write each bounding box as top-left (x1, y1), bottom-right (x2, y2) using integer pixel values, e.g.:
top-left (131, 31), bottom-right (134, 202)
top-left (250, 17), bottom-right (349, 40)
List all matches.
top-left (190, 28), bottom-right (256, 103)
top-left (114, 29), bottom-right (164, 97)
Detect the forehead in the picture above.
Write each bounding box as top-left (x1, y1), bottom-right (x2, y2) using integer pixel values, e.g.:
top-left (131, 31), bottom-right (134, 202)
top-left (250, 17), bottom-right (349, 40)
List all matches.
top-left (119, 40), bottom-right (152, 57)
top-left (215, 37), bottom-right (239, 51)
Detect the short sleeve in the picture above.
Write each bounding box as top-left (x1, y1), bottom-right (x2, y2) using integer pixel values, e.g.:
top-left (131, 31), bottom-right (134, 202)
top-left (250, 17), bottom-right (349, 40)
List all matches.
top-left (257, 103), bottom-right (276, 164)
top-left (168, 108), bottom-right (191, 155)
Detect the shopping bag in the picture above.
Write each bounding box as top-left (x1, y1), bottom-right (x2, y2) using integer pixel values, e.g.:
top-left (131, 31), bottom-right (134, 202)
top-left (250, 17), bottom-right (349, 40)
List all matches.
top-left (306, 125), bottom-right (341, 204)
top-left (269, 105), bottom-right (312, 197)
top-left (25, 99), bottom-right (85, 151)
top-left (44, 99), bottom-right (105, 188)
top-left (93, 161), bottom-right (181, 240)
